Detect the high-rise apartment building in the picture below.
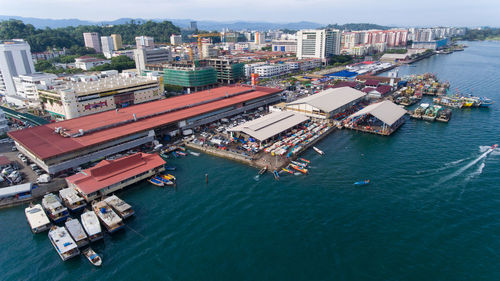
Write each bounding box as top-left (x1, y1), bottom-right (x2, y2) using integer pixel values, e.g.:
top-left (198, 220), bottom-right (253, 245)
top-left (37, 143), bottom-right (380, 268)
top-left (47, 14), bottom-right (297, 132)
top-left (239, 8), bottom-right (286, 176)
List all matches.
top-left (111, 34), bottom-right (123, 50)
top-left (101, 36), bottom-right (115, 58)
top-left (190, 21), bottom-right (198, 31)
top-left (170, 34), bottom-right (182, 45)
top-left (83, 32), bottom-right (101, 53)
top-left (0, 39), bottom-right (36, 103)
top-left (136, 36), bottom-right (155, 50)
top-left (296, 29), bottom-right (341, 62)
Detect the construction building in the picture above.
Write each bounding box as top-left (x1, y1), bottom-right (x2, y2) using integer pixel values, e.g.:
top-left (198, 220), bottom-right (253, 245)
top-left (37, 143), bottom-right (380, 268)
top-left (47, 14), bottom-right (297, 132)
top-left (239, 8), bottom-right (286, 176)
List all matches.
top-left (39, 72), bottom-right (163, 119)
top-left (160, 61), bottom-right (218, 93)
top-left (9, 85), bottom-right (282, 174)
top-left (206, 58), bottom-right (245, 84)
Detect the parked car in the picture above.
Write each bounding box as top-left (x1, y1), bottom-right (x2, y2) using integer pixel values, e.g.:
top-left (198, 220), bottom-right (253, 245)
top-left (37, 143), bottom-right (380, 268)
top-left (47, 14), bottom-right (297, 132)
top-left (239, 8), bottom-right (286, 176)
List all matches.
top-left (11, 146), bottom-right (17, 151)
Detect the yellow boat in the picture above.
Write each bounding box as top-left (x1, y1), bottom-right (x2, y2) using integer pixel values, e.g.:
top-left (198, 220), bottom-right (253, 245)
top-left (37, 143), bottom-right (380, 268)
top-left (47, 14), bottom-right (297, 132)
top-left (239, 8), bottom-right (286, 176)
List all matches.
top-left (162, 174), bottom-right (176, 181)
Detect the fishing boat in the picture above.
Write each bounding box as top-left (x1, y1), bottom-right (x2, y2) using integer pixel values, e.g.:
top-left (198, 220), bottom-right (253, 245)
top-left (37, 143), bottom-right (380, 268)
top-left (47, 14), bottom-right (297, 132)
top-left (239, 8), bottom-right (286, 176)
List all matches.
top-left (48, 226), bottom-right (80, 261)
top-left (25, 203), bottom-right (51, 233)
top-left (80, 209), bottom-right (103, 242)
top-left (422, 105), bottom-right (441, 122)
top-left (281, 168), bottom-right (293, 174)
top-left (164, 166), bottom-right (176, 171)
top-left (92, 200), bottom-right (124, 234)
top-left (433, 97), bottom-right (463, 108)
top-left (290, 164), bottom-right (308, 174)
top-left (353, 180), bottom-right (370, 186)
top-left (156, 176), bottom-right (174, 186)
top-left (59, 187), bottom-right (87, 212)
top-left (273, 170), bottom-right (280, 180)
top-left (436, 108), bottom-right (452, 122)
top-left (189, 151), bottom-right (200, 156)
top-left (162, 174), bottom-right (176, 181)
top-left (258, 166), bottom-right (268, 175)
top-left (299, 158), bottom-right (310, 164)
top-left (159, 153), bottom-right (169, 159)
top-left (104, 195), bottom-right (135, 219)
top-left (479, 97), bottom-right (494, 107)
top-left (313, 146), bottom-right (324, 155)
top-left (177, 151), bottom-right (187, 156)
top-left (291, 160), bottom-right (307, 168)
top-left (148, 177), bottom-right (164, 187)
top-left (41, 193), bottom-right (70, 223)
top-left (65, 217), bottom-right (89, 248)
top-left (411, 103), bottom-right (429, 119)
top-left (82, 247), bottom-right (102, 267)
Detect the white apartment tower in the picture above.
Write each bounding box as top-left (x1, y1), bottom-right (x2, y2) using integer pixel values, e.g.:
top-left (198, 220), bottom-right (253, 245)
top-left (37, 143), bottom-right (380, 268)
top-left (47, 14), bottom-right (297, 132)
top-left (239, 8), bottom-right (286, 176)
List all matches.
top-left (0, 39), bottom-right (36, 100)
top-left (101, 36), bottom-right (115, 58)
top-left (170, 34), bottom-right (182, 45)
top-left (297, 29), bottom-right (341, 62)
top-left (136, 36), bottom-right (155, 49)
top-left (83, 32), bottom-right (102, 53)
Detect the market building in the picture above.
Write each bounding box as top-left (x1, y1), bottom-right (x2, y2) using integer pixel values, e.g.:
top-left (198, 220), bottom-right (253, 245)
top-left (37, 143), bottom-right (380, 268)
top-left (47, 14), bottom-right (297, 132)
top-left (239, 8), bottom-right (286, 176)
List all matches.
top-left (66, 153), bottom-right (165, 202)
top-left (9, 85), bottom-right (282, 174)
top-left (344, 100), bottom-right (407, 135)
top-left (285, 87), bottom-right (366, 119)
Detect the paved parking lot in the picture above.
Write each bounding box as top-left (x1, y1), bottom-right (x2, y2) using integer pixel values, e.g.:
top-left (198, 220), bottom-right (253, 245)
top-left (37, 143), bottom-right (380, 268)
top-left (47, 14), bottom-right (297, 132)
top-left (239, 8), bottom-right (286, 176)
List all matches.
top-left (0, 141), bottom-right (39, 186)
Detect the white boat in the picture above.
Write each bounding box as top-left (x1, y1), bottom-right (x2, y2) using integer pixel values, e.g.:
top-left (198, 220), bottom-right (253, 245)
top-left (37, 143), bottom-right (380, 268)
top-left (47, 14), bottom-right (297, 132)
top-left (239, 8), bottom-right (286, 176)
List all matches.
top-left (82, 247), bottom-right (102, 266)
top-left (59, 187), bottom-right (87, 212)
top-left (65, 217), bottom-right (89, 248)
top-left (48, 225), bottom-right (80, 261)
top-left (81, 209), bottom-right (103, 242)
top-left (189, 151), bottom-right (200, 156)
top-left (313, 146), bottom-right (324, 155)
top-left (41, 193), bottom-right (69, 223)
top-left (25, 203), bottom-right (51, 233)
top-left (104, 195), bottom-right (135, 219)
top-left (92, 200), bottom-right (124, 233)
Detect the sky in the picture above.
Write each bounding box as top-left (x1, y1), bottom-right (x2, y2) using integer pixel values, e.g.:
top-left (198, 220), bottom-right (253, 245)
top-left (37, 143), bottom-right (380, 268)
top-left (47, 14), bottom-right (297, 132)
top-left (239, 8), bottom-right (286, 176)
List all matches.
top-left (0, 0), bottom-right (499, 27)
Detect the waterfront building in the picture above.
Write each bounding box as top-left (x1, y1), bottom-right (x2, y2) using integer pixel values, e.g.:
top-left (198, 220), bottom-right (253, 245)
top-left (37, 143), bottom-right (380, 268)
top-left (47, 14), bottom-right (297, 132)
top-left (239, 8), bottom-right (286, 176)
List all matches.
top-left (271, 40), bottom-right (297, 53)
top-left (136, 36), bottom-right (155, 50)
top-left (100, 36), bottom-right (114, 58)
top-left (74, 56), bottom-right (110, 71)
top-left (206, 58), bottom-right (245, 84)
top-left (39, 72), bottom-right (162, 120)
top-left (345, 100), bottom-right (406, 136)
top-left (228, 111), bottom-right (309, 145)
top-left (9, 85), bottom-right (282, 174)
top-left (111, 34), bottom-right (123, 50)
top-left (0, 40), bottom-right (36, 104)
top-left (297, 29), bottom-right (341, 62)
top-left (13, 72), bottom-right (58, 108)
top-left (134, 47), bottom-right (172, 73)
top-left (412, 38), bottom-right (448, 50)
top-left (83, 32), bottom-right (101, 53)
top-left (170, 35), bottom-right (182, 45)
top-left (66, 153), bottom-right (165, 202)
top-left (285, 87), bottom-right (366, 119)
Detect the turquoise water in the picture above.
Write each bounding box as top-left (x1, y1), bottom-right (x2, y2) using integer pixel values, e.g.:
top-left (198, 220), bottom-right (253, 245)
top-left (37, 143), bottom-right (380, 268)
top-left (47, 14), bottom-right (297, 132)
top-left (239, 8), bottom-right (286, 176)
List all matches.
top-left (2, 41), bottom-right (500, 281)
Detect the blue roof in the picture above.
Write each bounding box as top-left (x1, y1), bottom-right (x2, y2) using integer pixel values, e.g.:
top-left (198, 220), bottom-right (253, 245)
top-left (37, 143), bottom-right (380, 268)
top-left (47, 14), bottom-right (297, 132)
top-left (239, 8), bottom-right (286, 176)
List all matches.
top-left (326, 70), bottom-right (358, 78)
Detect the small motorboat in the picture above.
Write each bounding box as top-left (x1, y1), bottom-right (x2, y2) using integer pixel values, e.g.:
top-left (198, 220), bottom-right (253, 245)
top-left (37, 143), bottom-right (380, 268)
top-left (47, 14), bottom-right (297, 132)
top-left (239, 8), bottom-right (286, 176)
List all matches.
top-left (491, 144), bottom-right (498, 150)
top-left (291, 160), bottom-right (307, 168)
top-left (258, 166), bottom-right (268, 175)
top-left (148, 177), bottom-right (164, 187)
top-left (159, 153), bottom-right (169, 159)
top-left (162, 174), bottom-right (176, 181)
top-left (273, 170), bottom-right (280, 180)
top-left (281, 168), bottom-right (293, 174)
top-left (177, 151), bottom-right (187, 156)
top-left (165, 166), bottom-right (176, 171)
top-left (189, 151), bottom-right (200, 156)
top-left (299, 158), bottom-right (310, 163)
top-left (82, 247), bottom-right (102, 267)
top-left (313, 146), bottom-right (324, 155)
top-left (290, 164), bottom-right (308, 174)
top-left (156, 176), bottom-right (174, 186)
top-left (354, 180), bottom-right (370, 186)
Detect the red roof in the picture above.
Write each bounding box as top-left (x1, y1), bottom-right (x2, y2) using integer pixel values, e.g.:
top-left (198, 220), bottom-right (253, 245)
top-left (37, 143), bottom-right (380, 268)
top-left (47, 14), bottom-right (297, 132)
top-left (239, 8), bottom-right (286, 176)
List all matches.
top-left (376, 85), bottom-right (392, 95)
top-left (364, 80), bottom-right (380, 87)
top-left (66, 153), bottom-right (165, 194)
top-left (9, 85), bottom-right (281, 160)
top-left (362, 87), bottom-right (377, 93)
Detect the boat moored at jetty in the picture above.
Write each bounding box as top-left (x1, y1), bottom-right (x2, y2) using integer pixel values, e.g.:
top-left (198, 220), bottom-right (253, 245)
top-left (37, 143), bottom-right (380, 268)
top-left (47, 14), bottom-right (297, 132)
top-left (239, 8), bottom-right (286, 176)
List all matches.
top-left (25, 203), bottom-right (51, 233)
top-left (436, 108), bottom-right (452, 122)
top-left (290, 164), bottom-right (308, 174)
top-left (64, 217), bottom-right (89, 248)
top-left (48, 226), bottom-right (80, 261)
top-left (92, 200), bottom-right (124, 234)
top-left (42, 193), bottom-right (69, 223)
top-left (80, 209), bottom-right (103, 242)
top-left (59, 187), bottom-right (87, 212)
top-left (104, 195), bottom-right (135, 219)
top-left (411, 103), bottom-right (430, 119)
top-left (148, 177), bottom-right (164, 187)
top-left (422, 105), bottom-right (442, 122)
top-left (313, 146), bottom-right (324, 155)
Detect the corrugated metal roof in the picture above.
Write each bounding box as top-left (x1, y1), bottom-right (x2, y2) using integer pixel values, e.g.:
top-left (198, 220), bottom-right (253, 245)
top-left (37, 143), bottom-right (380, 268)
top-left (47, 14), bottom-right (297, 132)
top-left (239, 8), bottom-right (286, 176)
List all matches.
top-left (228, 111), bottom-right (309, 141)
top-left (287, 87), bottom-right (366, 113)
top-left (348, 100), bottom-right (407, 126)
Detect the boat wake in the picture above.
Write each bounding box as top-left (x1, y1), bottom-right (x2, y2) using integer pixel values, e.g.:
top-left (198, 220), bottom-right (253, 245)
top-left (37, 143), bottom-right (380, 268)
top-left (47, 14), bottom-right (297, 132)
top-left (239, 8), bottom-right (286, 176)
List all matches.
top-left (434, 146), bottom-right (495, 186)
top-left (416, 157), bottom-right (469, 175)
top-left (465, 162), bottom-right (486, 181)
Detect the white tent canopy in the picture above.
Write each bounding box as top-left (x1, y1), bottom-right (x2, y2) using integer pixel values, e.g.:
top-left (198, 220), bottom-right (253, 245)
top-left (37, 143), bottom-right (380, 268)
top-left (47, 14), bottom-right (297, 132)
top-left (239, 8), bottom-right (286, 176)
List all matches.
top-left (348, 100), bottom-right (407, 126)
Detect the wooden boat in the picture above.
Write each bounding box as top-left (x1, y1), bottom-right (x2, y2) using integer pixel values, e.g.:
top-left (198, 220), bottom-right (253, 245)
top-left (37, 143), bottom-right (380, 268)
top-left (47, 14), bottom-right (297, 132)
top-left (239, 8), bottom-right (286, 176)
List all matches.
top-left (354, 180), bottom-right (370, 186)
top-left (436, 108), bottom-right (452, 122)
top-left (82, 247), bottom-right (102, 267)
top-left (313, 146), bottom-right (324, 155)
top-left (148, 177), bottom-right (164, 187)
top-left (177, 151), bottom-right (187, 156)
top-left (291, 160), bottom-right (307, 168)
top-left (281, 168), bottom-right (293, 174)
top-left (156, 176), bottom-right (174, 186)
top-left (159, 153), bottom-right (169, 159)
top-left (273, 170), bottom-right (280, 180)
top-left (164, 166), bottom-right (176, 171)
top-left (290, 164), bottom-right (308, 174)
top-left (162, 174), bottom-right (176, 181)
top-left (299, 158), bottom-right (310, 163)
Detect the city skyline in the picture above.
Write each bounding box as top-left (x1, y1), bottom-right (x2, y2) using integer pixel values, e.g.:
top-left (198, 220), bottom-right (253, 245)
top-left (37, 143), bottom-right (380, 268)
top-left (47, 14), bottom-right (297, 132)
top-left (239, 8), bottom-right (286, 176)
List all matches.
top-left (1, 0), bottom-right (499, 27)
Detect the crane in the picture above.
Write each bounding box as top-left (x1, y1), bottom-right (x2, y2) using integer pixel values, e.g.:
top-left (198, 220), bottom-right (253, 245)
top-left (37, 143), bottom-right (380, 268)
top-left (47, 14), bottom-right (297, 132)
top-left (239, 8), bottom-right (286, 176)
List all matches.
top-left (191, 33), bottom-right (221, 59)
